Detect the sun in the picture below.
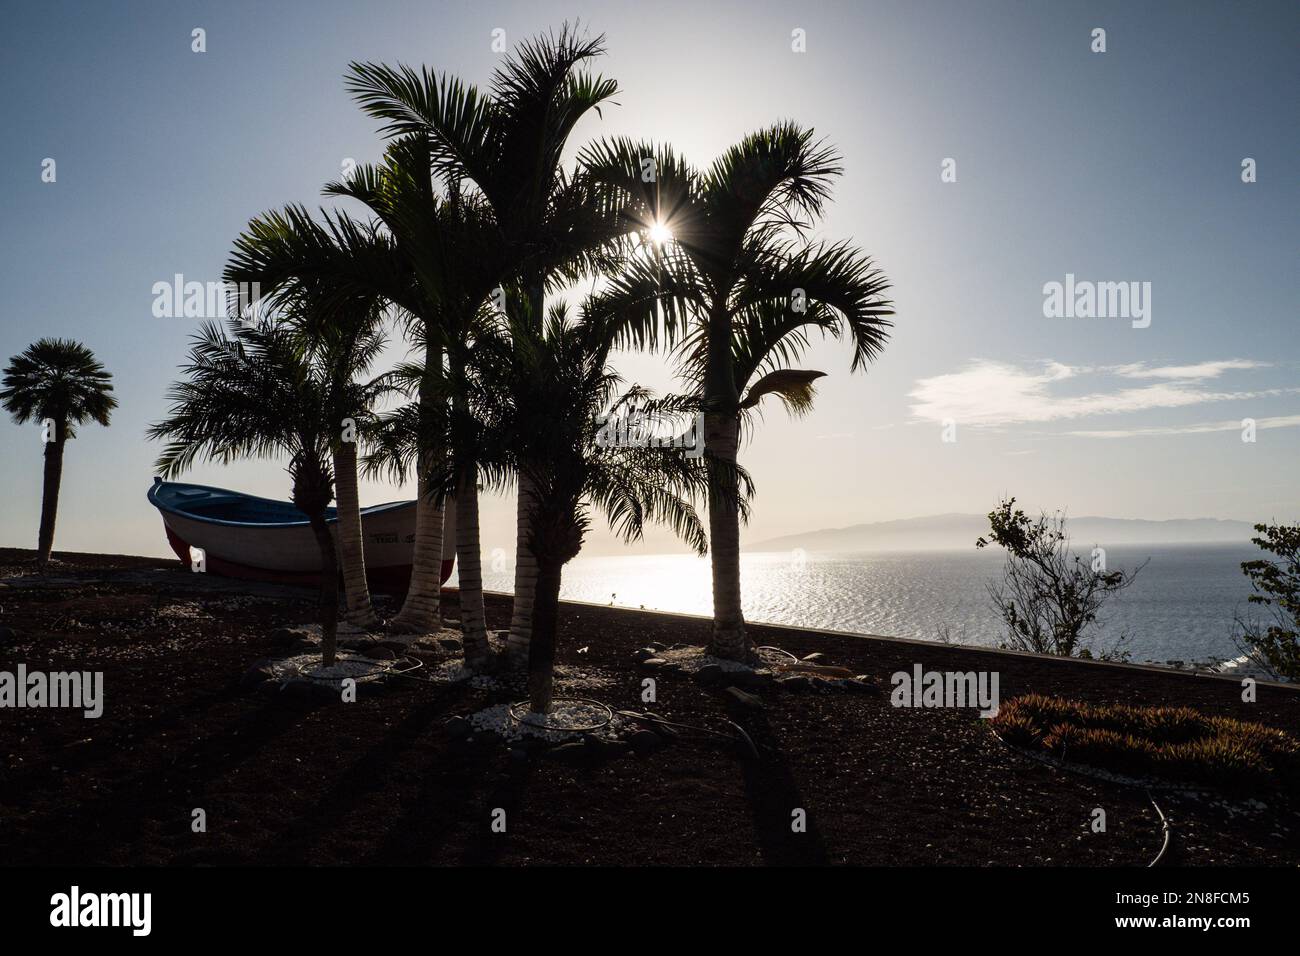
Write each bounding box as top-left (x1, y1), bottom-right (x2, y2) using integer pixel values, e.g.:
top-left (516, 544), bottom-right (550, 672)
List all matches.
top-left (647, 220), bottom-right (673, 246)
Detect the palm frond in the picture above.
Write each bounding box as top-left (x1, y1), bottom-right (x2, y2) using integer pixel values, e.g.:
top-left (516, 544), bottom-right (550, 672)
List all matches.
top-left (345, 61), bottom-right (496, 189)
top-left (731, 238), bottom-right (894, 373)
top-left (700, 121), bottom-right (841, 244)
top-left (739, 368), bottom-right (826, 416)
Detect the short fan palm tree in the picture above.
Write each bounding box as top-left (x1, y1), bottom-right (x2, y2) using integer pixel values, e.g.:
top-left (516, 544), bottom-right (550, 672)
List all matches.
top-left (346, 24), bottom-right (627, 666)
top-left (1, 339), bottom-right (117, 566)
top-left (148, 317), bottom-right (385, 667)
top-left (582, 124), bottom-right (895, 660)
top-left (463, 298), bottom-right (743, 712)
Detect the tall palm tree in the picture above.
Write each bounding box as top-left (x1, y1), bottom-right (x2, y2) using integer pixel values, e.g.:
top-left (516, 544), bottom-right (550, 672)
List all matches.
top-left (224, 202), bottom-right (455, 637)
top-left (345, 24), bottom-right (625, 667)
top-left (1, 339), bottom-right (116, 566)
top-left (225, 215), bottom-right (394, 628)
top-left (300, 299), bottom-right (390, 629)
top-left (149, 317), bottom-right (386, 668)
top-left (463, 300), bottom-right (730, 712)
top-left (582, 124), bottom-right (895, 660)
top-left (225, 149), bottom-right (504, 665)
top-left (325, 138), bottom-right (511, 668)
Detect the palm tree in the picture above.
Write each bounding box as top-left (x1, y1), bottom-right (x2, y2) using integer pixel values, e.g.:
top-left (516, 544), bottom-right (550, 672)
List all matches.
top-left (582, 124), bottom-right (895, 660)
top-left (300, 299), bottom-right (390, 629)
top-left (345, 23), bottom-right (625, 667)
top-left (225, 214), bottom-right (395, 628)
top-left (325, 139), bottom-right (512, 668)
top-left (149, 317), bottom-right (386, 667)
top-left (224, 201), bottom-right (457, 637)
top-left (225, 144), bottom-right (506, 666)
top-left (1, 339), bottom-right (116, 566)
top-left (463, 300), bottom-right (729, 712)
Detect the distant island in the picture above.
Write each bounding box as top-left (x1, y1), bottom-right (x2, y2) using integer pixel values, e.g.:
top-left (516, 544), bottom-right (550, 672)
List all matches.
top-left (750, 514), bottom-right (1256, 553)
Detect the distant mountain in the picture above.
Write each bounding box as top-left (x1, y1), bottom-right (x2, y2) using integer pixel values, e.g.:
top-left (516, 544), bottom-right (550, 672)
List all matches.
top-left (750, 514), bottom-right (1256, 553)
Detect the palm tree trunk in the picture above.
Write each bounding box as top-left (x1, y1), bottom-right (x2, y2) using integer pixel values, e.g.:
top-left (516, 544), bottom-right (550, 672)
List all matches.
top-left (704, 411), bottom-right (748, 660)
top-left (507, 276), bottom-right (546, 668)
top-left (506, 475), bottom-right (539, 666)
top-left (393, 340), bottom-right (443, 633)
top-left (36, 427), bottom-right (65, 567)
top-left (527, 556), bottom-right (563, 713)
top-left (333, 442), bottom-right (376, 628)
top-left (455, 464), bottom-right (490, 669)
top-left (308, 512), bottom-right (340, 668)
top-left (392, 465), bottom-right (444, 632)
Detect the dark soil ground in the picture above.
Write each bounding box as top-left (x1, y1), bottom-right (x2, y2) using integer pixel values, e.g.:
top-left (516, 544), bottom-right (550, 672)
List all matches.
top-left (1, 548), bottom-right (1297, 866)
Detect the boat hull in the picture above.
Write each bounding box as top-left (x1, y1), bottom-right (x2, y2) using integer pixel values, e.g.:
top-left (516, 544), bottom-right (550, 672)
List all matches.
top-left (148, 480), bottom-right (454, 593)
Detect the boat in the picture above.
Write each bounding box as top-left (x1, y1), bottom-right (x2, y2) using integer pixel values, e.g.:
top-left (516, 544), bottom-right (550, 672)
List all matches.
top-left (147, 478), bottom-right (455, 592)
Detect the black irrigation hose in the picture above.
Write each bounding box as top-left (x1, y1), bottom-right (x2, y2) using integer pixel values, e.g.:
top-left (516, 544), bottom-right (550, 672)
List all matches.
top-left (340, 627), bottom-right (759, 759)
top-left (338, 626), bottom-right (443, 685)
top-left (616, 710), bottom-right (760, 761)
top-left (385, 668), bottom-right (436, 685)
top-left (987, 726), bottom-right (1173, 867)
top-left (383, 668), bottom-right (758, 759)
top-left (756, 645), bottom-right (799, 665)
top-left (508, 697), bottom-right (614, 733)
top-left (293, 653), bottom-right (411, 683)
top-left (1147, 793), bottom-right (1172, 867)
top-left (719, 719), bottom-right (760, 761)
top-left (389, 656), bottom-right (425, 678)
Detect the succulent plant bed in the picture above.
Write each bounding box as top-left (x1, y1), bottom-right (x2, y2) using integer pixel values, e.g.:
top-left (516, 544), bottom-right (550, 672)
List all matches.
top-left (990, 694), bottom-right (1300, 792)
top-left (2, 548), bottom-right (1299, 866)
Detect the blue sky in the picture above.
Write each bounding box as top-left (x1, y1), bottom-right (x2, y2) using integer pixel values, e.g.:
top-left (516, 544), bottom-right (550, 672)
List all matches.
top-left (1, 0), bottom-right (1297, 558)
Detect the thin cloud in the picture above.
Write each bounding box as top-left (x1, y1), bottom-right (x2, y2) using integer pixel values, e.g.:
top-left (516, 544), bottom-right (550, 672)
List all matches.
top-left (909, 359), bottom-right (1292, 427)
top-left (1066, 414), bottom-right (1300, 439)
top-left (1109, 359), bottom-right (1269, 380)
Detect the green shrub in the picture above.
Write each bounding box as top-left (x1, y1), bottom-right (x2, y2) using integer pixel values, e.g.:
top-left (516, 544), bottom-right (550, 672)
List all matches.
top-left (1235, 522), bottom-right (1300, 681)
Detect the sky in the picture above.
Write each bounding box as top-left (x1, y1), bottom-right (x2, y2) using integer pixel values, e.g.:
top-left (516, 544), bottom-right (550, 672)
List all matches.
top-left (1, 0), bottom-right (1297, 560)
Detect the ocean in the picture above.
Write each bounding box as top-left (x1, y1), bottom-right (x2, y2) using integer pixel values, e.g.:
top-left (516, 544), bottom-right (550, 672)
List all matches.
top-left (468, 543), bottom-right (1261, 666)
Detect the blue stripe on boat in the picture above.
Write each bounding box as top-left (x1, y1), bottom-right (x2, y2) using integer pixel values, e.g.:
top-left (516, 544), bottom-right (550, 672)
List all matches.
top-left (147, 477), bottom-right (410, 529)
